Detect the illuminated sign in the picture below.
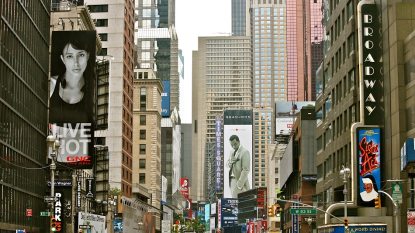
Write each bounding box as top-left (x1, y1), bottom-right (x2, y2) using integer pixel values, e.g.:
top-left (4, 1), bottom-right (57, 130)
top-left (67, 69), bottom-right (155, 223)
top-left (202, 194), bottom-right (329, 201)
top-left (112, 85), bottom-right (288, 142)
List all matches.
top-left (358, 1), bottom-right (384, 125)
top-left (51, 192), bottom-right (63, 232)
top-left (357, 127), bottom-right (381, 207)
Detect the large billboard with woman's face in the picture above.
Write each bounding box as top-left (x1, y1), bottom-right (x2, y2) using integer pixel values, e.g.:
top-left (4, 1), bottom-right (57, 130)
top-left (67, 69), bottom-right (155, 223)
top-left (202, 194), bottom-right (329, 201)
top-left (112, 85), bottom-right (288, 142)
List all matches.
top-left (49, 31), bottom-right (96, 169)
top-left (223, 110), bottom-right (253, 199)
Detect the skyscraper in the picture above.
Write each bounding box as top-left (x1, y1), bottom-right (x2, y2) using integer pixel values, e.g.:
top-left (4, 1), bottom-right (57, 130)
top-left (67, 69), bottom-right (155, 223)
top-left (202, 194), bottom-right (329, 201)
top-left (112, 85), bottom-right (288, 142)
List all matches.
top-left (0, 1), bottom-right (50, 231)
top-left (232, 0), bottom-right (250, 36)
top-left (192, 36), bottom-right (252, 200)
top-left (88, 0), bottom-right (135, 197)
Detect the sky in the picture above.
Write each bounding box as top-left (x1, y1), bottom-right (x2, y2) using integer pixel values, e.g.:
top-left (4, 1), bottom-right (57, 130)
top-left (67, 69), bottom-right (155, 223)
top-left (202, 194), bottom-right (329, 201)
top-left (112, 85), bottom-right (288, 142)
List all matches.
top-left (176, 0), bottom-right (231, 123)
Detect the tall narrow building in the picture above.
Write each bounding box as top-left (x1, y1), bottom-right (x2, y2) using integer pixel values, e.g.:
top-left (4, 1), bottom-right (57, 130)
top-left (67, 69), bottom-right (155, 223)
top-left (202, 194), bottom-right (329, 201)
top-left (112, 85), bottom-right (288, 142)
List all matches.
top-left (88, 0), bottom-right (135, 197)
top-left (232, 0), bottom-right (250, 36)
top-left (192, 36), bottom-right (252, 200)
top-left (0, 1), bottom-right (50, 231)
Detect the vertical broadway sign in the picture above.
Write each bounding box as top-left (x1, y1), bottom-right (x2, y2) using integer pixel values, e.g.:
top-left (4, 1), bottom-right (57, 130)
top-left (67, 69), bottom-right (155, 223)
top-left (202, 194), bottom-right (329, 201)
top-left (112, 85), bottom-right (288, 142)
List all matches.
top-left (358, 0), bottom-right (384, 125)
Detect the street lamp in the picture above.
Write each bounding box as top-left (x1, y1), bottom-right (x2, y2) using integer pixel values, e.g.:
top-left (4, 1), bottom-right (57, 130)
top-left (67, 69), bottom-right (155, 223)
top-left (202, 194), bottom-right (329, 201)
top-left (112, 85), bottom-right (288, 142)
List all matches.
top-left (340, 165), bottom-right (350, 232)
top-left (47, 134), bottom-right (60, 233)
top-left (305, 217), bottom-right (314, 233)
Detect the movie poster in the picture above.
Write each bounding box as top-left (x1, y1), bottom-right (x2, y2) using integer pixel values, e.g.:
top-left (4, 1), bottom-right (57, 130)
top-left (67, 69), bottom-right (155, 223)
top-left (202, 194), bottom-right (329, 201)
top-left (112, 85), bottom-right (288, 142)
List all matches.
top-left (357, 127), bottom-right (381, 207)
top-left (49, 31), bottom-right (96, 169)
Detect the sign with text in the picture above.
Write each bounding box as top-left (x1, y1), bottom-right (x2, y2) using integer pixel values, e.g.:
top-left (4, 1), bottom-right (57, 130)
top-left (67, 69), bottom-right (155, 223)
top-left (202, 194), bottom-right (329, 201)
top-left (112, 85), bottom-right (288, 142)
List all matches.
top-left (357, 127), bottom-right (382, 207)
top-left (358, 0), bottom-right (384, 125)
top-left (49, 31), bottom-right (97, 169)
top-left (290, 208), bottom-right (317, 215)
top-left (408, 209), bottom-right (415, 233)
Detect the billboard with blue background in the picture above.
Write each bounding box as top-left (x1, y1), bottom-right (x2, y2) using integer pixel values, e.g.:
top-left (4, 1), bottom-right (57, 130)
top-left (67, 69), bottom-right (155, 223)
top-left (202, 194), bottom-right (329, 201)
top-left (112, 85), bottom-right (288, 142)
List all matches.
top-left (319, 224), bottom-right (386, 233)
top-left (357, 127), bottom-right (381, 207)
top-left (161, 81), bottom-right (170, 117)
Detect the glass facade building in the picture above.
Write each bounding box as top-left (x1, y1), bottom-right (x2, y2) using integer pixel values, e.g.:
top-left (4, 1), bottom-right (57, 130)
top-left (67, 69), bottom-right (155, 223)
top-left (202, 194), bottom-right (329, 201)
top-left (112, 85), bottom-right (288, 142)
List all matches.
top-left (0, 0), bottom-right (51, 231)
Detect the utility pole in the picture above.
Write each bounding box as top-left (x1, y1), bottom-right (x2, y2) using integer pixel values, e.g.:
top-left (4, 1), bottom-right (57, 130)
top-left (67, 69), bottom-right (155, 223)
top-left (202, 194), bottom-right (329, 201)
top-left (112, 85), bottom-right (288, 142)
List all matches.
top-left (47, 134), bottom-right (60, 233)
top-left (340, 165), bottom-right (350, 233)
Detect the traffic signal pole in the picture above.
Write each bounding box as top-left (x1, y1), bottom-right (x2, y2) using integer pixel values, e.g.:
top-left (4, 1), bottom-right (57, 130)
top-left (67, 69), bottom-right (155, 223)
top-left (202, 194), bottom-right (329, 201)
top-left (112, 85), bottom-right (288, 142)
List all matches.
top-left (378, 190), bottom-right (399, 233)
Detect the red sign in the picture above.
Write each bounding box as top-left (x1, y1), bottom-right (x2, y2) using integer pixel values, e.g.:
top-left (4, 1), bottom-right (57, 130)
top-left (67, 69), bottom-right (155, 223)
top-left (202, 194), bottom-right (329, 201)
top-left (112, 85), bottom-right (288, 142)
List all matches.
top-left (26, 209), bottom-right (32, 217)
top-left (180, 177), bottom-right (189, 199)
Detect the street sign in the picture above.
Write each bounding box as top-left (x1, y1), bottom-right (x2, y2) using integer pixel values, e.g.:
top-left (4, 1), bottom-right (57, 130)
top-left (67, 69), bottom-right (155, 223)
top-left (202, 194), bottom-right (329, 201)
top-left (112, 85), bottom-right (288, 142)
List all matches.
top-left (392, 181), bottom-right (403, 204)
top-left (40, 211), bottom-right (50, 216)
top-left (26, 209), bottom-right (32, 217)
top-left (44, 196), bottom-right (57, 202)
top-left (290, 208), bottom-right (317, 215)
top-left (79, 225), bottom-right (91, 229)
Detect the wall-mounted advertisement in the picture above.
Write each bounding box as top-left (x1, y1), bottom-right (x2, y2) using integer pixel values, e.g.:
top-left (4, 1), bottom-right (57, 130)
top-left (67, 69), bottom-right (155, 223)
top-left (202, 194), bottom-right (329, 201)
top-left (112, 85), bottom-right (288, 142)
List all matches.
top-left (223, 110), bottom-right (253, 199)
top-left (220, 198), bottom-right (238, 228)
top-left (215, 116), bottom-right (223, 193)
top-left (78, 212), bottom-right (106, 233)
top-left (49, 31), bottom-right (96, 169)
top-left (275, 101), bottom-right (315, 135)
top-left (357, 1), bottom-right (384, 125)
top-left (180, 177), bottom-right (189, 200)
top-left (356, 127), bottom-right (381, 207)
top-left (161, 80), bottom-right (171, 117)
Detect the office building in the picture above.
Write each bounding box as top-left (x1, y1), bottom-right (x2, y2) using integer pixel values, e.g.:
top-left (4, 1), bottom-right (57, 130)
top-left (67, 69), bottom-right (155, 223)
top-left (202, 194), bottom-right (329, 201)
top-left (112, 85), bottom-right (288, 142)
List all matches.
top-left (135, 0), bottom-right (179, 112)
top-left (0, 1), bottom-right (50, 231)
top-left (192, 36), bottom-right (252, 200)
top-left (232, 0), bottom-right (250, 36)
top-left (132, 69), bottom-right (162, 208)
top-left (88, 0), bottom-right (135, 197)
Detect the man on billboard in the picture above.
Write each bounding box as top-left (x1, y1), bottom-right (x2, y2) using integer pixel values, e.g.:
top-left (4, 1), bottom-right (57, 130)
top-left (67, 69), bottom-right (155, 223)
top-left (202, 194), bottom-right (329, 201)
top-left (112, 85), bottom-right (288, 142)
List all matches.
top-left (227, 135), bottom-right (251, 198)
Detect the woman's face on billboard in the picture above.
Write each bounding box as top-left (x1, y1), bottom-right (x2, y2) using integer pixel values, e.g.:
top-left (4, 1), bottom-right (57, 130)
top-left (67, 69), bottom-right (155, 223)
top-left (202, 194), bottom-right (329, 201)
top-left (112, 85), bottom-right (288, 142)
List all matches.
top-left (61, 43), bottom-right (89, 78)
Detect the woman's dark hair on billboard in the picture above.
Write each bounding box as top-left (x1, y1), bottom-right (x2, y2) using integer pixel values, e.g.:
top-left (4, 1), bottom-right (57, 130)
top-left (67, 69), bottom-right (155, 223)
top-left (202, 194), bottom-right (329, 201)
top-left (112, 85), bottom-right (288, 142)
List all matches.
top-left (49, 31), bottom-right (96, 124)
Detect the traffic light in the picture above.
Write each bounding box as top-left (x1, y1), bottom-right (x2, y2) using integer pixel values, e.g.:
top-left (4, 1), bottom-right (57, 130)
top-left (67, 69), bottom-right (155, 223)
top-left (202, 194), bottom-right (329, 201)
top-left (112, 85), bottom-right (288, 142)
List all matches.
top-left (374, 196), bottom-right (381, 208)
top-left (268, 205), bottom-right (274, 217)
top-left (344, 218), bottom-right (348, 228)
top-left (274, 204), bottom-right (281, 216)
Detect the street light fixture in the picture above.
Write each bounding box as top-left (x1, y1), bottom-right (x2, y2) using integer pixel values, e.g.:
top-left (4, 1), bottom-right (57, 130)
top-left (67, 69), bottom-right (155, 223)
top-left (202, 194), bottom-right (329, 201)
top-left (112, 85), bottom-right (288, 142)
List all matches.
top-left (47, 134), bottom-right (60, 233)
top-left (340, 165), bottom-right (351, 232)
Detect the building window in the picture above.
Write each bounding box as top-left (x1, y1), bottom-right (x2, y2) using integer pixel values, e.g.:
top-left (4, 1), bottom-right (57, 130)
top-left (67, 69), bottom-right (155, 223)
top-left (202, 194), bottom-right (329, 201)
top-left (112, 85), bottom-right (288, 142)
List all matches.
top-left (95, 19), bottom-right (108, 27)
top-left (88, 4), bottom-right (108, 12)
top-left (140, 144), bottom-right (146, 154)
top-left (140, 115), bottom-right (146, 125)
top-left (139, 173), bottom-right (146, 184)
top-left (140, 87), bottom-right (147, 110)
top-left (98, 48), bottom-right (107, 56)
top-left (139, 159), bottom-right (146, 169)
top-left (99, 33), bottom-right (108, 41)
top-left (140, 130), bottom-right (146, 140)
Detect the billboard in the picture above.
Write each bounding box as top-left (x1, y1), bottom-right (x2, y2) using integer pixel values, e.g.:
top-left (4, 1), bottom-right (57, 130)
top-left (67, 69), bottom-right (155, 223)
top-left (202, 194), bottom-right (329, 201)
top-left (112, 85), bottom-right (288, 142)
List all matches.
top-left (275, 101), bottom-right (315, 135)
top-left (223, 110), bottom-right (253, 198)
top-left (180, 177), bottom-right (189, 199)
top-left (401, 138), bottom-right (415, 171)
top-left (220, 198), bottom-right (238, 228)
top-left (49, 31), bottom-right (96, 169)
top-left (161, 81), bottom-right (171, 117)
top-left (215, 116), bottom-right (223, 192)
top-left (357, 1), bottom-right (384, 125)
top-left (78, 212), bottom-right (106, 233)
top-left (356, 127), bottom-right (381, 207)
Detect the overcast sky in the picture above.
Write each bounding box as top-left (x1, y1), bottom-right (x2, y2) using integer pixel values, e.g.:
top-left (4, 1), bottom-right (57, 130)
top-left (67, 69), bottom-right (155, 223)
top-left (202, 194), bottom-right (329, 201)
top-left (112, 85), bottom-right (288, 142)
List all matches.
top-left (176, 0), bottom-right (231, 123)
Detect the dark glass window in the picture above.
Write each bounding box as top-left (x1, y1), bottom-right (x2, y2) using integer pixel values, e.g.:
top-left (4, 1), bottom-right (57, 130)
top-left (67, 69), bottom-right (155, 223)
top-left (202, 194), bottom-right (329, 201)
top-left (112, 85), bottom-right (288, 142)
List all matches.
top-left (98, 48), bottom-right (107, 56)
top-left (99, 33), bottom-right (108, 41)
top-left (89, 4), bottom-right (108, 12)
top-left (139, 144), bottom-right (146, 154)
top-left (95, 19), bottom-right (108, 27)
top-left (139, 173), bottom-right (146, 183)
top-left (140, 130), bottom-right (146, 140)
top-left (140, 115), bottom-right (146, 125)
top-left (139, 159), bottom-right (146, 169)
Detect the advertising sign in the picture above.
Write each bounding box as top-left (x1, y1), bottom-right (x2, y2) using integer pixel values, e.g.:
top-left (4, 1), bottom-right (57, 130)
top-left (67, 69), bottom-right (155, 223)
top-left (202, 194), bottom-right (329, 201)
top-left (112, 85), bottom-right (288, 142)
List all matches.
top-left (78, 212), bottom-right (106, 233)
top-left (357, 127), bottom-right (381, 207)
top-left (220, 198), bottom-right (238, 228)
top-left (358, 1), bottom-right (384, 125)
top-left (218, 199), bottom-right (222, 229)
top-left (223, 110), bottom-right (253, 198)
top-left (215, 117), bottom-right (224, 192)
top-left (180, 177), bottom-right (189, 199)
top-left (408, 209), bottom-right (415, 233)
top-left (51, 192), bottom-right (64, 232)
top-left (49, 31), bottom-right (97, 169)
top-left (318, 224), bottom-right (386, 233)
top-left (205, 204), bottom-right (210, 230)
top-left (85, 178), bottom-right (94, 198)
top-left (401, 138), bottom-right (415, 171)
top-left (161, 80), bottom-right (171, 117)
